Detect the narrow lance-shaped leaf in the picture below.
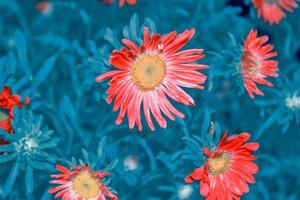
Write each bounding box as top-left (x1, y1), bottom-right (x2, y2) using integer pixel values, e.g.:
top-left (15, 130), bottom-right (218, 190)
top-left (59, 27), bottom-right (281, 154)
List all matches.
top-left (0, 154), bottom-right (17, 164)
top-left (33, 56), bottom-right (56, 88)
top-left (97, 136), bottom-right (107, 157)
top-left (61, 95), bottom-right (75, 118)
top-left (129, 13), bottom-right (139, 42)
top-left (3, 162), bottom-right (19, 197)
top-left (25, 165), bottom-right (34, 194)
top-left (14, 30), bottom-right (28, 64)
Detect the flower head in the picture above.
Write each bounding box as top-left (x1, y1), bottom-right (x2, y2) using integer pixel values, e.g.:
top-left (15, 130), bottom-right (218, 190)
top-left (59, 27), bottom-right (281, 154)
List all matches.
top-left (0, 109), bottom-right (58, 196)
top-left (0, 109), bottom-right (58, 165)
top-left (36, 1), bottom-right (53, 15)
top-left (240, 29), bottom-right (279, 98)
top-left (0, 86), bottom-right (30, 116)
top-left (123, 155), bottom-right (138, 171)
top-left (102, 0), bottom-right (137, 7)
top-left (49, 164), bottom-right (118, 200)
top-left (286, 92), bottom-right (300, 110)
top-left (0, 86), bottom-right (29, 133)
top-left (178, 185), bottom-right (193, 200)
top-left (96, 28), bottom-right (208, 131)
top-left (252, 0), bottom-right (298, 25)
top-left (185, 132), bottom-right (259, 200)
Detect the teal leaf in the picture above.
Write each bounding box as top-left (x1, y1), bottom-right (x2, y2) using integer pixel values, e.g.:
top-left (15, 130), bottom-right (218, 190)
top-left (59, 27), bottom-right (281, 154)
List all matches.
top-left (14, 30), bottom-right (27, 63)
top-left (97, 136), bottom-right (107, 157)
top-left (61, 95), bottom-right (75, 118)
top-left (3, 162), bottom-right (19, 197)
top-left (33, 56), bottom-right (56, 87)
top-left (0, 154), bottom-right (17, 164)
top-left (25, 165), bottom-right (34, 194)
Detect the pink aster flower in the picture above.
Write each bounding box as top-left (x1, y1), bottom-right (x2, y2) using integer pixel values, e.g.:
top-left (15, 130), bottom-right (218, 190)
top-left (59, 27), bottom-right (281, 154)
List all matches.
top-left (96, 28), bottom-right (208, 131)
top-left (240, 29), bottom-right (279, 98)
top-left (49, 164), bottom-right (118, 200)
top-left (252, 0), bottom-right (298, 25)
top-left (185, 132), bottom-right (259, 200)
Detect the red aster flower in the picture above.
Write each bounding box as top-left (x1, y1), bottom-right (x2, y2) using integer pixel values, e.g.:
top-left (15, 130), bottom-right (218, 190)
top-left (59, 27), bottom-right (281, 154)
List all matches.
top-left (252, 0), bottom-right (298, 25)
top-left (0, 116), bottom-right (12, 134)
top-left (0, 114), bottom-right (11, 145)
top-left (0, 86), bottom-right (30, 116)
top-left (102, 0), bottom-right (137, 7)
top-left (240, 30), bottom-right (279, 99)
top-left (185, 132), bottom-right (259, 200)
top-left (96, 28), bottom-right (208, 131)
top-left (0, 86), bottom-right (30, 133)
top-left (49, 164), bottom-right (118, 200)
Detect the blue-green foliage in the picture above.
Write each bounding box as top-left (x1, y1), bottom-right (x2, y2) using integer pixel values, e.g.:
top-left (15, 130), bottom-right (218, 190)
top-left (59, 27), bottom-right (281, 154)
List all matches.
top-left (0, 109), bottom-right (58, 199)
top-left (0, 0), bottom-right (299, 199)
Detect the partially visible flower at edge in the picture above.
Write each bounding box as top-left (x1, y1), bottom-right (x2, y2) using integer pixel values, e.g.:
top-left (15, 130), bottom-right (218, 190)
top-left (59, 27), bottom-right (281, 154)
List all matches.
top-left (102, 0), bottom-right (137, 7)
top-left (185, 132), bottom-right (259, 200)
top-left (49, 164), bottom-right (118, 200)
top-left (252, 0), bottom-right (298, 25)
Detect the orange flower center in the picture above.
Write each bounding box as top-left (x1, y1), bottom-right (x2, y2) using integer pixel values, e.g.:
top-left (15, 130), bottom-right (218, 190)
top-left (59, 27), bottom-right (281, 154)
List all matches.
top-left (131, 54), bottom-right (166, 91)
top-left (265, 0), bottom-right (279, 4)
top-left (208, 152), bottom-right (231, 175)
top-left (241, 51), bottom-right (259, 73)
top-left (72, 171), bottom-right (100, 199)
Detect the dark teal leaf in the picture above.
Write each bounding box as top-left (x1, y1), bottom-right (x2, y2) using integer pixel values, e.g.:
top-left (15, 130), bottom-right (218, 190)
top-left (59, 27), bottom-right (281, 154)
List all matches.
top-left (0, 144), bottom-right (16, 152)
top-left (97, 136), bottom-right (107, 157)
top-left (61, 95), bottom-right (75, 118)
top-left (37, 34), bottom-right (70, 50)
top-left (79, 9), bottom-right (89, 24)
top-left (104, 159), bottom-right (119, 171)
top-left (25, 165), bottom-right (34, 194)
top-left (14, 31), bottom-right (27, 63)
top-left (3, 162), bottom-right (19, 197)
top-left (0, 154), bottom-right (17, 164)
top-left (33, 56), bottom-right (56, 87)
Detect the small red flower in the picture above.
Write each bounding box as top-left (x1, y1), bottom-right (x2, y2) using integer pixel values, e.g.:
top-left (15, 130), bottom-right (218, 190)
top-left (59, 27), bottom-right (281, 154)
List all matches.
top-left (0, 117), bottom-right (12, 135)
top-left (49, 164), bottom-right (118, 200)
top-left (36, 1), bottom-right (53, 15)
top-left (0, 118), bottom-right (11, 145)
top-left (185, 132), bottom-right (259, 200)
top-left (0, 86), bottom-right (30, 115)
top-left (241, 30), bottom-right (279, 98)
top-left (102, 0), bottom-right (137, 7)
top-left (0, 86), bottom-right (30, 133)
top-left (252, 0), bottom-right (298, 25)
top-left (96, 28), bottom-right (208, 131)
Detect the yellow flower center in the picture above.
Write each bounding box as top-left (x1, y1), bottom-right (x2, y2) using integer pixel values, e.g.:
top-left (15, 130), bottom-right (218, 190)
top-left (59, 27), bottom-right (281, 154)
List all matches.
top-left (131, 54), bottom-right (166, 91)
top-left (208, 153), bottom-right (231, 175)
top-left (241, 51), bottom-right (259, 73)
top-left (0, 111), bottom-right (8, 122)
top-left (72, 171), bottom-right (100, 199)
top-left (265, 0), bottom-right (278, 4)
